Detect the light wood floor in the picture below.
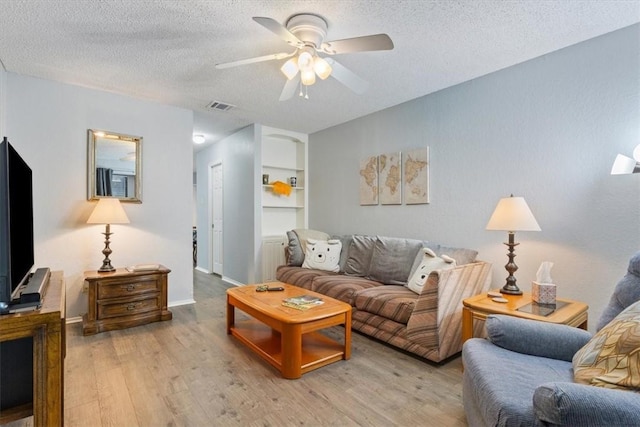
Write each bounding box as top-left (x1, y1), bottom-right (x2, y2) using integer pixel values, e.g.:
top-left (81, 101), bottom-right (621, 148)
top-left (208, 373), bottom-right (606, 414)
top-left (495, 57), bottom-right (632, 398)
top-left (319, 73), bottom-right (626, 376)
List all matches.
top-left (5, 270), bottom-right (467, 427)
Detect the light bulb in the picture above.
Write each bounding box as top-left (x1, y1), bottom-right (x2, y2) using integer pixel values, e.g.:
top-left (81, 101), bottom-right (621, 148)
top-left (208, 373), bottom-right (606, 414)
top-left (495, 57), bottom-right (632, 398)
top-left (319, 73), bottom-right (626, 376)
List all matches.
top-left (313, 57), bottom-right (332, 80)
top-left (298, 51), bottom-right (314, 71)
top-left (301, 69), bottom-right (316, 86)
top-left (280, 57), bottom-right (298, 80)
top-left (192, 134), bottom-right (205, 144)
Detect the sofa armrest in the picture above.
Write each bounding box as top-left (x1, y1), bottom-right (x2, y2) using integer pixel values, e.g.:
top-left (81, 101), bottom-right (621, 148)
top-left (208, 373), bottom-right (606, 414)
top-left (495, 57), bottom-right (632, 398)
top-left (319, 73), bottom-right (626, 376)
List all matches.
top-left (533, 382), bottom-right (640, 425)
top-left (406, 261), bottom-right (492, 361)
top-left (486, 315), bottom-right (592, 361)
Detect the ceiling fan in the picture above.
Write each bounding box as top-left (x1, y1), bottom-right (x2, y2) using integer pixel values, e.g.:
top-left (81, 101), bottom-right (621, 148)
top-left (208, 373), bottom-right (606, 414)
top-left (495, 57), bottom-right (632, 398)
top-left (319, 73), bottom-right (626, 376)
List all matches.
top-left (215, 14), bottom-right (394, 100)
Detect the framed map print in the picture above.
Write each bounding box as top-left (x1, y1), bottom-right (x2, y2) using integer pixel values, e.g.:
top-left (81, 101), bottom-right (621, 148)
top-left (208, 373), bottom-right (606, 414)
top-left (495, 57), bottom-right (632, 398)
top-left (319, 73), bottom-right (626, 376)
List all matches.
top-left (403, 147), bottom-right (429, 204)
top-left (359, 156), bottom-right (379, 205)
top-left (379, 151), bottom-right (401, 205)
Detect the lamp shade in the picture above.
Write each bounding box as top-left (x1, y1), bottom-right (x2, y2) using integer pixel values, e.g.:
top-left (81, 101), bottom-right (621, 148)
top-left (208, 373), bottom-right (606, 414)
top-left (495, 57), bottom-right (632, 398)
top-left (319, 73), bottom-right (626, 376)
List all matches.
top-left (486, 196), bottom-right (541, 232)
top-left (611, 154), bottom-right (640, 175)
top-left (87, 198), bottom-right (130, 224)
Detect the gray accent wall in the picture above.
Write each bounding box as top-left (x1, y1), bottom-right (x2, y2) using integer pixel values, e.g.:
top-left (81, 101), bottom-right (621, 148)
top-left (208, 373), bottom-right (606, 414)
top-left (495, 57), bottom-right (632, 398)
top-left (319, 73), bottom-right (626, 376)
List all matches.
top-left (308, 24), bottom-right (640, 328)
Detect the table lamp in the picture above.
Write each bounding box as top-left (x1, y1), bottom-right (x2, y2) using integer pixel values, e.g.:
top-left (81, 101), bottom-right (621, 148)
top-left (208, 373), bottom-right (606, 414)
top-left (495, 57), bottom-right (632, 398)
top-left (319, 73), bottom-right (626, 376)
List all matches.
top-left (486, 195), bottom-right (541, 295)
top-left (87, 198), bottom-right (130, 272)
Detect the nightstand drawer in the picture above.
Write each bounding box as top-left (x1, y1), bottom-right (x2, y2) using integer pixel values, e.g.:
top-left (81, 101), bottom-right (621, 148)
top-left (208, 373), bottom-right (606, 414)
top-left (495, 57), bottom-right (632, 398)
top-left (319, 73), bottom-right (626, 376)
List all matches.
top-left (97, 294), bottom-right (161, 319)
top-left (97, 276), bottom-right (160, 299)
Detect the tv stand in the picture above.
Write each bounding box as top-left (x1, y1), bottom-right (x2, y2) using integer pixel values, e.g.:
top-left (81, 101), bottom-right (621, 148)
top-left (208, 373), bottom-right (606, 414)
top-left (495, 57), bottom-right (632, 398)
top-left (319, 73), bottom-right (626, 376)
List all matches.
top-left (0, 271), bottom-right (65, 426)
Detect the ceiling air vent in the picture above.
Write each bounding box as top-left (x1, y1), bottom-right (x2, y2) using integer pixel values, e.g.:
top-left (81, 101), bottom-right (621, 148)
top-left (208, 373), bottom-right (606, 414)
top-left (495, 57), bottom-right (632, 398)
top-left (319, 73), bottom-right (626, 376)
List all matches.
top-left (206, 101), bottom-right (235, 112)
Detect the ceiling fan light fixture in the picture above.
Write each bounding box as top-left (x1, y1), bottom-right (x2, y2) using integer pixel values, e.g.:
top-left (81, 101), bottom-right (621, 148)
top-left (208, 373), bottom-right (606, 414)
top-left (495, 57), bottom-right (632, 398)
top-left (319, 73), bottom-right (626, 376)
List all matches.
top-left (280, 57), bottom-right (299, 80)
top-left (297, 50), bottom-right (314, 71)
top-left (301, 69), bottom-right (316, 86)
top-left (313, 56), bottom-right (332, 80)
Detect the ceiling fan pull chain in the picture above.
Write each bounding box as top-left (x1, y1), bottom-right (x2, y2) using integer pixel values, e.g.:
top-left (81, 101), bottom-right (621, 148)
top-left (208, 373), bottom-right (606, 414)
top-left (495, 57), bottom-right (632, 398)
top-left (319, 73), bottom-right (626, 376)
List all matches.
top-left (305, 85), bottom-right (309, 100)
top-left (298, 80), bottom-right (303, 97)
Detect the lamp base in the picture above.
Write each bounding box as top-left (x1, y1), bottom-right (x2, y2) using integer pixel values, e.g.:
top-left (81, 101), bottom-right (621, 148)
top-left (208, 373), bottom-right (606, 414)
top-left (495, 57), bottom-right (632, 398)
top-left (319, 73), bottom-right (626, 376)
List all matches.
top-left (97, 224), bottom-right (116, 273)
top-left (98, 262), bottom-right (115, 273)
top-left (500, 284), bottom-right (523, 295)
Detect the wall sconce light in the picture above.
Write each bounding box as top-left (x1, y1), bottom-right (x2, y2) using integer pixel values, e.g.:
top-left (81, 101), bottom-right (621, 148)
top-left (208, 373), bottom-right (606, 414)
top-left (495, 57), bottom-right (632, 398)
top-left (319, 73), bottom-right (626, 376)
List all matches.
top-left (611, 144), bottom-right (640, 175)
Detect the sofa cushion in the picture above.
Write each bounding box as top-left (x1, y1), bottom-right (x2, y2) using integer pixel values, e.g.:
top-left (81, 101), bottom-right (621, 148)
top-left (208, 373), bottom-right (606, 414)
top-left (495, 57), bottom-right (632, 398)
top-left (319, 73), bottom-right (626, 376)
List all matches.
top-left (573, 299), bottom-right (640, 390)
top-left (331, 234), bottom-right (354, 272)
top-left (407, 248), bottom-right (456, 294)
top-left (311, 274), bottom-right (381, 305)
top-left (366, 236), bottom-right (423, 285)
top-left (276, 266), bottom-right (338, 291)
top-left (301, 239), bottom-right (342, 272)
top-left (354, 285), bottom-right (417, 324)
top-left (343, 235), bottom-right (376, 276)
top-left (286, 231), bottom-right (304, 266)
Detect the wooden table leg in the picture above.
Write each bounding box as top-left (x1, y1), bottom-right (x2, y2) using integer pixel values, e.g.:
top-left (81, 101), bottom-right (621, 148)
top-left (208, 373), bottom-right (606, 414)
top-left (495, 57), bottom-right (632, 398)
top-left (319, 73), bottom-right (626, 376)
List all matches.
top-left (343, 310), bottom-right (352, 360)
top-left (281, 323), bottom-right (302, 379)
top-left (462, 306), bottom-right (473, 343)
top-left (226, 296), bottom-right (234, 335)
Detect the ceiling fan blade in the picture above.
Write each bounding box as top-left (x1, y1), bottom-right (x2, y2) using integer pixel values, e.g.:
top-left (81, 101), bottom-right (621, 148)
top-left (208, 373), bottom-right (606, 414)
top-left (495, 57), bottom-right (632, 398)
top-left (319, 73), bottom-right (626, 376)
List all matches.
top-left (253, 17), bottom-right (304, 48)
top-left (324, 58), bottom-right (369, 94)
top-left (321, 34), bottom-right (394, 55)
top-left (279, 74), bottom-right (300, 101)
top-left (215, 51), bottom-right (294, 69)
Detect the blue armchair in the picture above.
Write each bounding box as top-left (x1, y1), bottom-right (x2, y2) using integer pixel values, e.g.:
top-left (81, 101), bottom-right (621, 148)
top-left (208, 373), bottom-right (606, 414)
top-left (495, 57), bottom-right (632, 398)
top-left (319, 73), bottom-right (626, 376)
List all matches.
top-left (462, 251), bottom-right (640, 426)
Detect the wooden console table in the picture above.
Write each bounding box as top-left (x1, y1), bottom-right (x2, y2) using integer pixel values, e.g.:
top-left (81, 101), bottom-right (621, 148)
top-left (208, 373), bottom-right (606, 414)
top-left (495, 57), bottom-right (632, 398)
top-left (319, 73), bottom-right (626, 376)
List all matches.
top-left (83, 266), bottom-right (172, 335)
top-left (0, 271), bottom-right (66, 426)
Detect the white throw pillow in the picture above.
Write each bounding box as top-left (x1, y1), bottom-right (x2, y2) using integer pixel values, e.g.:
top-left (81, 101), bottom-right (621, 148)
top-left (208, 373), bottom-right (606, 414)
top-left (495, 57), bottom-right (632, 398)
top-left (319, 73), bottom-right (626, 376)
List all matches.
top-left (301, 238), bottom-right (342, 272)
top-left (407, 248), bottom-right (456, 294)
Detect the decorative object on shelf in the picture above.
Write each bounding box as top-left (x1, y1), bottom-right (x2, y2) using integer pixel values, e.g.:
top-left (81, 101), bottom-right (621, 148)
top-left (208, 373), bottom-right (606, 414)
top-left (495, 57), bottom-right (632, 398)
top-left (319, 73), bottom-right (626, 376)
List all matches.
top-left (262, 174), bottom-right (269, 185)
top-left (271, 180), bottom-right (292, 196)
top-left (359, 155), bottom-right (379, 205)
top-left (289, 176), bottom-right (297, 187)
top-left (486, 195), bottom-right (541, 295)
top-left (403, 147), bottom-right (430, 205)
top-left (379, 151), bottom-right (401, 205)
top-left (611, 144), bottom-right (640, 174)
top-left (87, 198), bottom-right (130, 272)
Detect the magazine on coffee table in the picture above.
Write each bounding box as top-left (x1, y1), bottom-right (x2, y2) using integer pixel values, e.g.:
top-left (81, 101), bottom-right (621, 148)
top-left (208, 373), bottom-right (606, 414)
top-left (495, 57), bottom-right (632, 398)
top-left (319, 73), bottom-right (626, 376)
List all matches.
top-left (282, 295), bottom-right (324, 310)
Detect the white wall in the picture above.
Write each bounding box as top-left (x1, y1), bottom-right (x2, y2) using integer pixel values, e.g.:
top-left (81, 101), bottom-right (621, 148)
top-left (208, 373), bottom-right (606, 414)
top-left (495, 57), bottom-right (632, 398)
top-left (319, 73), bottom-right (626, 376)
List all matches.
top-left (309, 24), bottom-right (640, 330)
top-left (195, 125), bottom-right (257, 285)
top-left (3, 72), bottom-right (195, 318)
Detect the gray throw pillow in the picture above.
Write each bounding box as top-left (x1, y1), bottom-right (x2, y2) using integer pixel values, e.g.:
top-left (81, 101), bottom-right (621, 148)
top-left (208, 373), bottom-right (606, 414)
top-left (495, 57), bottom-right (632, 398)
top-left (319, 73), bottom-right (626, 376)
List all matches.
top-left (286, 230), bottom-right (304, 266)
top-left (331, 234), bottom-right (354, 272)
top-left (367, 236), bottom-right (423, 285)
top-left (343, 235), bottom-right (376, 276)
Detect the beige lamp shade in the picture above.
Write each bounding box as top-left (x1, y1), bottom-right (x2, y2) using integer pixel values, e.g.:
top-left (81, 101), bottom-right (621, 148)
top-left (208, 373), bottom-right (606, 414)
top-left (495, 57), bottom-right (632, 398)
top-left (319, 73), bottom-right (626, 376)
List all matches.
top-left (486, 196), bottom-right (541, 232)
top-left (87, 198), bottom-right (130, 224)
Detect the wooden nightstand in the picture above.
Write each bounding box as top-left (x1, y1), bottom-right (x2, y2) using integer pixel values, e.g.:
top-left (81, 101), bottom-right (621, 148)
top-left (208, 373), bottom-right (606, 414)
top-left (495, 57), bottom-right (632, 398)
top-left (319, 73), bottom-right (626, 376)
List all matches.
top-left (462, 290), bottom-right (588, 343)
top-left (82, 266), bottom-right (172, 335)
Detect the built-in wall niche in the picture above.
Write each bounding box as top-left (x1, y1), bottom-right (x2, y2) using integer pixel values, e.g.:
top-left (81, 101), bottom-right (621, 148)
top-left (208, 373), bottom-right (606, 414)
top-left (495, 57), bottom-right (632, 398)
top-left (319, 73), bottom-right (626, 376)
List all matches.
top-left (87, 129), bottom-right (142, 203)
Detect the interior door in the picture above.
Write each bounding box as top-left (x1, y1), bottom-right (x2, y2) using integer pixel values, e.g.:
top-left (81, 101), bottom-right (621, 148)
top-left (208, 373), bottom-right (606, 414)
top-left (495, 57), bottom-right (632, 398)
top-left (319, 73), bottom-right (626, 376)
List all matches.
top-left (211, 163), bottom-right (223, 275)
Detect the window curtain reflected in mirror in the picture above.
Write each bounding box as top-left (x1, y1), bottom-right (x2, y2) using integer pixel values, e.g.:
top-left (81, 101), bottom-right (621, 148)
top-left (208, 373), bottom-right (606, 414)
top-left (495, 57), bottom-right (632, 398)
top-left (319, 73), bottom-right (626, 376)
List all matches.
top-left (96, 167), bottom-right (113, 196)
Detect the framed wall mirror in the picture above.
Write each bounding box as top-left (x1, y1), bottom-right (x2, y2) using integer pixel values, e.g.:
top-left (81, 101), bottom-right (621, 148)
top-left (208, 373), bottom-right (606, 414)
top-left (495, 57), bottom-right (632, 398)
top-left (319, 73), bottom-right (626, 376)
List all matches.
top-left (87, 129), bottom-right (142, 203)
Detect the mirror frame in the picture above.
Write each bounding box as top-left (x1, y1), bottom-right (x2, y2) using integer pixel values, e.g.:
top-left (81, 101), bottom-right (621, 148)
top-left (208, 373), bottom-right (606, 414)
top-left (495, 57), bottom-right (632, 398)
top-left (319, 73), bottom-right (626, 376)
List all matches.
top-left (87, 129), bottom-right (143, 203)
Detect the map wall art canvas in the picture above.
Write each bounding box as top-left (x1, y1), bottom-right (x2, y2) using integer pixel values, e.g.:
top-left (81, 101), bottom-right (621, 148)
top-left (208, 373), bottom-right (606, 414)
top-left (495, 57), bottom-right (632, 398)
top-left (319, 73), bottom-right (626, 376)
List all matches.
top-left (378, 151), bottom-right (402, 205)
top-left (403, 147), bottom-right (430, 204)
top-left (359, 155), bottom-right (379, 205)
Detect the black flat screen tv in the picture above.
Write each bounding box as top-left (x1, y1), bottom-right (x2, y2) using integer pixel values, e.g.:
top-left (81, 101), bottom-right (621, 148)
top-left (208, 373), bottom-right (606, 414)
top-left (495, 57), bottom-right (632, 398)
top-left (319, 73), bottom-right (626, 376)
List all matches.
top-left (0, 137), bottom-right (35, 305)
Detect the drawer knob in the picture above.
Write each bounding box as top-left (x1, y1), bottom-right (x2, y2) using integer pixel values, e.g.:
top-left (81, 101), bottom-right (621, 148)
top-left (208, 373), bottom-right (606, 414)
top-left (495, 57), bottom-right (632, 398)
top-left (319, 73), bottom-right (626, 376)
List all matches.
top-left (127, 303), bottom-right (139, 311)
top-left (126, 284), bottom-right (136, 291)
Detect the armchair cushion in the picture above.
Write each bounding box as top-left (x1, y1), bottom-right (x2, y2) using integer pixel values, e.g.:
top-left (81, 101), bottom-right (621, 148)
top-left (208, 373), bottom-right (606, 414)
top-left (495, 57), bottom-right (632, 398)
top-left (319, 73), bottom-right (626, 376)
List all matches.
top-left (573, 300), bottom-right (640, 390)
top-left (533, 381), bottom-right (640, 426)
top-left (597, 251), bottom-right (640, 330)
top-left (486, 314), bottom-right (592, 362)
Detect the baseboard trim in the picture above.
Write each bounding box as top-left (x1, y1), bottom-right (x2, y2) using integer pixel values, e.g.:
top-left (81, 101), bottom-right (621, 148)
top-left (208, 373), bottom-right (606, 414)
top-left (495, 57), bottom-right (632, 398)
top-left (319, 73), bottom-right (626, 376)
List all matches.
top-left (66, 316), bottom-right (83, 325)
top-left (169, 299), bottom-right (196, 307)
top-left (222, 276), bottom-right (244, 287)
top-left (194, 266), bottom-right (210, 274)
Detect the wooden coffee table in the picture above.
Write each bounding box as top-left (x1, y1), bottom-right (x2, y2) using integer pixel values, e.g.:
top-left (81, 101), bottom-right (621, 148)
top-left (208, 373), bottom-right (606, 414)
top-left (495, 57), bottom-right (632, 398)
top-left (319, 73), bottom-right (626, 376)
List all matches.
top-left (226, 283), bottom-right (352, 379)
top-left (462, 290), bottom-right (588, 343)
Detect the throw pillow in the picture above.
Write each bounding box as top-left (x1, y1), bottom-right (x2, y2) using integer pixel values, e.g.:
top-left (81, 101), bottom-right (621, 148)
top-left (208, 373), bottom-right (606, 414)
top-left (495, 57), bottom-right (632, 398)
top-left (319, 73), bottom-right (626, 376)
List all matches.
top-left (407, 248), bottom-right (456, 294)
top-left (293, 228), bottom-right (330, 255)
top-left (343, 235), bottom-right (376, 276)
top-left (366, 236), bottom-right (423, 285)
top-left (301, 239), bottom-right (342, 272)
top-left (573, 300), bottom-right (640, 390)
top-left (286, 231), bottom-right (304, 266)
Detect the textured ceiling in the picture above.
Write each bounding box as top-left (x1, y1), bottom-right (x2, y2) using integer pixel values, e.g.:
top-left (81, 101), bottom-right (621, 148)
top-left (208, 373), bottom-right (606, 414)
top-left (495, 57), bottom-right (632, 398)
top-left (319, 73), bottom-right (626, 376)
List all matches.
top-left (1, 1), bottom-right (639, 151)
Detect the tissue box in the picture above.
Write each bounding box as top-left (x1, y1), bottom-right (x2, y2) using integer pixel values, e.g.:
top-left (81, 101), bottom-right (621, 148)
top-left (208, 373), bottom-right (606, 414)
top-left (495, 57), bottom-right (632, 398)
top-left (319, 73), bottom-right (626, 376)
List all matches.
top-left (532, 281), bottom-right (556, 304)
